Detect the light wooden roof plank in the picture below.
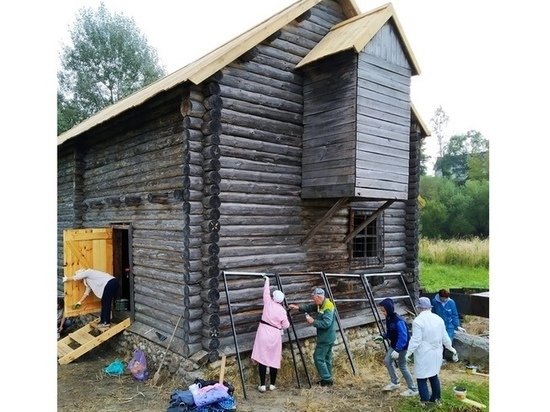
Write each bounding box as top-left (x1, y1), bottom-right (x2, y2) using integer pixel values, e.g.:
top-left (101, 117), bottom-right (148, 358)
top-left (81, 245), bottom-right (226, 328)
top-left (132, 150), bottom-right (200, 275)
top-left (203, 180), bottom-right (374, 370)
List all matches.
top-left (295, 2), bottom-right (421, 76)
top-left (58, 0), bottom-right (324, 146)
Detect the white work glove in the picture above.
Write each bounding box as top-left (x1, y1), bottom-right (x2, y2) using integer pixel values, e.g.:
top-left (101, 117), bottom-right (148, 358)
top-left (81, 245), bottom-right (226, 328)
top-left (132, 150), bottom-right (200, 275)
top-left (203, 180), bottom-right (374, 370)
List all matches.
top-left (62, 276), bottom-right (68, 282)
top-left (457, 326), bottom-right (466, 333)
top-left (449, 347), bottom-right (459, 362)
top-left (405, 352), bottom-right (413, 364)
top-left (373, 335), bottom-right (384, 343)
top-left (390, 350), bottom-right (399, 360)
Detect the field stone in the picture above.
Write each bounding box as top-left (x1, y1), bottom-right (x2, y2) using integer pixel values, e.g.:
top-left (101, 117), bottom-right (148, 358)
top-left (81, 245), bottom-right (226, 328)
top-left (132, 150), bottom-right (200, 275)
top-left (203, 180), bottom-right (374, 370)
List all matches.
top-left (454, 331), bottom-right (489, 368)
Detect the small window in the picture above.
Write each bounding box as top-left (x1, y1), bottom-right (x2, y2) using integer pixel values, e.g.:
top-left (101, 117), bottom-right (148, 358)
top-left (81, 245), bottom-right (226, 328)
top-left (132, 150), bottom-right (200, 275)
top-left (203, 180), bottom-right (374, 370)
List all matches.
top-left (350, 209), bottom-right (384, 268)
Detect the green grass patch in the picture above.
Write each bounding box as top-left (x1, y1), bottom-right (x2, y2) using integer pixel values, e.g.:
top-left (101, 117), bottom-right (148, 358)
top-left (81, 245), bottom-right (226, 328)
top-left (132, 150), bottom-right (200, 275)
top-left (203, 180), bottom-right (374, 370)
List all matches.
top-left (419, 263), bottom-right (489, 293)
top-left (398, 380), bottom-right (490, 411)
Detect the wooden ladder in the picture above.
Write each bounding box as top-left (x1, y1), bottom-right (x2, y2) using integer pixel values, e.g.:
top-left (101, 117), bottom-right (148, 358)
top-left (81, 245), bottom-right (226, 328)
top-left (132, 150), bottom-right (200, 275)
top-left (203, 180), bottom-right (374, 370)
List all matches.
top-left (57, 317), bottom-right (131, 365)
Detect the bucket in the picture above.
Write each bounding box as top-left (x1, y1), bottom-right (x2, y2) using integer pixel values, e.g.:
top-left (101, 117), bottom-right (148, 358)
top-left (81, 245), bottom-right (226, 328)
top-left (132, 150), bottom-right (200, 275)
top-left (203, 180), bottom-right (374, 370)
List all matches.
top-left (115, 299), bottom-right (129, 311)
top-left (466, 365), bottom-right (477, 374)
top-left (453, 386), bottom-right (467, 400)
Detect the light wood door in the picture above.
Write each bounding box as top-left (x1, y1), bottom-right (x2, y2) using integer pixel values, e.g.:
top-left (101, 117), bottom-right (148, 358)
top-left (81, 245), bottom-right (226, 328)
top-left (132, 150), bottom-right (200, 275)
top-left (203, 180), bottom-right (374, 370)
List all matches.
top-left (63, 228), bottom-right (113, 317)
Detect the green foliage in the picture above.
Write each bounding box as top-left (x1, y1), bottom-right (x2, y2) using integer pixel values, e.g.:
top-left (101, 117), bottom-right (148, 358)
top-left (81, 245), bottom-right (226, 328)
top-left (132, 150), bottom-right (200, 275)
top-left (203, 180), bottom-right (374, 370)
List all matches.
top-left (435, 130), bottom-right (489, 184)
top-left (57, 1), bottom-right (166, 135)
top-left (419, 175), bottom-right (489, 239)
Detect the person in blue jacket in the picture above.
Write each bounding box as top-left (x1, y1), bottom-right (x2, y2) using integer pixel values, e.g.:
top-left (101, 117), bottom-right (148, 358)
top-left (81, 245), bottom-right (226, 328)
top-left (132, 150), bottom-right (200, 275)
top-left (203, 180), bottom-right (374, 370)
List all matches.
top-left (432, 289), bottom-right (466, 360)
top-left (431, 289), bottom-right (466, 342)
top-left (374, 298), bottom-right (418, 397)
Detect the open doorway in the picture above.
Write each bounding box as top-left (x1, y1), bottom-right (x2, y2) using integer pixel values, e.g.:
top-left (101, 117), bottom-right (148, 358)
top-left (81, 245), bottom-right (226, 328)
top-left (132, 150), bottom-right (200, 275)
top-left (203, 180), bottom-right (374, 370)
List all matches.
top-left (112, 224), bottom-right (133, 319)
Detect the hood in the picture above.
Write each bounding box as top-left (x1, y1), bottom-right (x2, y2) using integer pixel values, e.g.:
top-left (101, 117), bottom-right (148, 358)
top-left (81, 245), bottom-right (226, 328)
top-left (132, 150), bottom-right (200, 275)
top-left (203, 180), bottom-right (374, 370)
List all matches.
top-left (379, 298), bottom-right (395, 316)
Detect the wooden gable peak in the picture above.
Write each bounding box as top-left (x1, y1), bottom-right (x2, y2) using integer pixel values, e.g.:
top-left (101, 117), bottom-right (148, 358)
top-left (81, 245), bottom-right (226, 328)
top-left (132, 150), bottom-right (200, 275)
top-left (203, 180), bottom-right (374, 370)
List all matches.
top-left (295, 2), bottom-right (421, 75)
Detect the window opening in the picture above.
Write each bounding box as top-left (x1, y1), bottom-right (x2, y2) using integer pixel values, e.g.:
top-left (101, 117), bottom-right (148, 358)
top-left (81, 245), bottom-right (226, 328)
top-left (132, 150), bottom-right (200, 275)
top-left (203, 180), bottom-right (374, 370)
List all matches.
top-left (350, 209), bottom-right (384, 268)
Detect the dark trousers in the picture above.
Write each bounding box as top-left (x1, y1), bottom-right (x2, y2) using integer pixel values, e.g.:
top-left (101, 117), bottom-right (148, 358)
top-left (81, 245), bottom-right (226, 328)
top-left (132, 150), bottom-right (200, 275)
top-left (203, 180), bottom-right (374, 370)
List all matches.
top-left (258, 363), bottom-right (278, 386)
top-left (100, 278), bottom-right (119, 324)
top-left (417, 375), bottom-right (441, 402)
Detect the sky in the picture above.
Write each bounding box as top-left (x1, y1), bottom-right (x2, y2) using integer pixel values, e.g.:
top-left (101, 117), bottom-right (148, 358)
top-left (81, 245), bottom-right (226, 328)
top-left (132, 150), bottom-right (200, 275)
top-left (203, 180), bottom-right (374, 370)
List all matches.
top-left (2, 0), bottom-right (548, 408)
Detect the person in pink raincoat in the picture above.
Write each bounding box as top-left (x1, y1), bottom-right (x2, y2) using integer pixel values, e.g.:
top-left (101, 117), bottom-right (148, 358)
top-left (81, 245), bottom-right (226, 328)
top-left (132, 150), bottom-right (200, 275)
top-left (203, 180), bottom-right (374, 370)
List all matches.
top-left (251, 275), bottom-right (290, 393)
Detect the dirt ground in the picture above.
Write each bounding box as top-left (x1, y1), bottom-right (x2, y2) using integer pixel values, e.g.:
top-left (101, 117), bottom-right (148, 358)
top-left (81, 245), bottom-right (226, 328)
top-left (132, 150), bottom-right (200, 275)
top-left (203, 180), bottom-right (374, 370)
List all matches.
top-left (57, 317), bottom-right (490, 412)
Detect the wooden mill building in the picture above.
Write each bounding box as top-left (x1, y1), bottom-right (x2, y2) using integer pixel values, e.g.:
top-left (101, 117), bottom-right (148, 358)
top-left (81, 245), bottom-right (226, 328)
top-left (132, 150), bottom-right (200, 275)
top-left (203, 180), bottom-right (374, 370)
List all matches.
top-left (57, 0), bottom-right (430, 363)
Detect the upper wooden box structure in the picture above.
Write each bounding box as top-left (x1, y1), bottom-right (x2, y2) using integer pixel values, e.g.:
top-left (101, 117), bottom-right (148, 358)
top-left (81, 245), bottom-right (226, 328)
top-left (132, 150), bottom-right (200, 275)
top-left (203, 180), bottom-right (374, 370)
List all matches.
top-left (297, 3), bottom-right (420, 200)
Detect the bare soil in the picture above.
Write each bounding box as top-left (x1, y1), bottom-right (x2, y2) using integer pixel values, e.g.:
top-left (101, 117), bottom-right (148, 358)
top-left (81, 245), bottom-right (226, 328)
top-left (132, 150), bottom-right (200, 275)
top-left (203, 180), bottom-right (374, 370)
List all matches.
top-left (57, 317), bottom-right (489, 412)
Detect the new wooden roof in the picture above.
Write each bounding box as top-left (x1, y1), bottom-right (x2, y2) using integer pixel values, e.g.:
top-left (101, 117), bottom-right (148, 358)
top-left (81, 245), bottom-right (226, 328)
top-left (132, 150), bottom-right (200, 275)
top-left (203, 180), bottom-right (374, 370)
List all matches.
top-left (57, 0), bottom-right (429, 144)
top-left (295, 2), bottom-right (420, 73)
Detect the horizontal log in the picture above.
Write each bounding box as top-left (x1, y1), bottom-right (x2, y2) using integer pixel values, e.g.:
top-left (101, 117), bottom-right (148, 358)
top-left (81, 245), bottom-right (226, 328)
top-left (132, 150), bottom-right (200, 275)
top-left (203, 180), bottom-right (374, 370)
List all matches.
top-left (202, 134), bottom-right (220, 147)
top-left (203, 109), bottom-right (221, 122)
top-left (201, 120), bottom-right (222, 136)
top-left (202, 158), bottom-right (220, 172)
top-left (201, 146), bottom-right (221, 160)
top-left (202, 313), bottom-right (220, 328)
top-left (202, 81), bottom-right (220, 97)
top-left (203, 208), bottom-right (221, 220)
top-left (203, 171), bottom-right (221, 185)
top-left (183, 318), bottom-right (203, 334)
top-left (183, 331), bottom-right (203, 344)
top-left (203, 95), bottom-right (223, 111)
top-left (202, 337), bottom-right (220, 350)
top-left (200, 288), bottom-right (220, 302)
top-left (147, 193), bottom-right (169, 204)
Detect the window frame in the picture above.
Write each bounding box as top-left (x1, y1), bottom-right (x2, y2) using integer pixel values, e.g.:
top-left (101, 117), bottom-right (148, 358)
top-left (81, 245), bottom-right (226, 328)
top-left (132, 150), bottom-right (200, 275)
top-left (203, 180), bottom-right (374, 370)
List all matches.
top-left (349, 208), bottom-right (384, 268)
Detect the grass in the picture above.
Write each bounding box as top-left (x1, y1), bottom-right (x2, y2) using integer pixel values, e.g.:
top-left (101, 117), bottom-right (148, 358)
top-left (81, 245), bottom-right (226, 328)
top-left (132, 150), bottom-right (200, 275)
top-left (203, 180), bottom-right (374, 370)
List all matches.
top-left (420, 263), bottom-right (489, 293)
top-left (419, 237), bottom-right (489, 293)
top-left (419, 237), bottom-right (489, 268)
top-left (399, 379), bottom-right (490, 411)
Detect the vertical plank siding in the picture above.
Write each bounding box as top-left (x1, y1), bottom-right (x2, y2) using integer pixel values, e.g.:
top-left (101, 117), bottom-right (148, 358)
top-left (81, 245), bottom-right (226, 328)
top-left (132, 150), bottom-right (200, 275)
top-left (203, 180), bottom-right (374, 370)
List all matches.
top-left (356, 20), bottom-right (412, 200)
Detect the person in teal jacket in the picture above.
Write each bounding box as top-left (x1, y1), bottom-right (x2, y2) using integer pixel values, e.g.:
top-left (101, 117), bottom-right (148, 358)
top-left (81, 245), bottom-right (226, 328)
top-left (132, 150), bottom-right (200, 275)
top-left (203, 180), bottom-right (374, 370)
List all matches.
top-left (288, 288), bottom-right (336, 386)
top-left (431, 289), bottom-right (466, 360)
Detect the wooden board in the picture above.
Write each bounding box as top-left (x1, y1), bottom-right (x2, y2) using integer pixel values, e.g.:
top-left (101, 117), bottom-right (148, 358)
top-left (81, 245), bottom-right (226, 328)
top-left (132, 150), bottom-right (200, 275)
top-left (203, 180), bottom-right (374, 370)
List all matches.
top-left (461, 398), bottom-right (487, 408)
top-left (58, 317), bottom-right (131, 365)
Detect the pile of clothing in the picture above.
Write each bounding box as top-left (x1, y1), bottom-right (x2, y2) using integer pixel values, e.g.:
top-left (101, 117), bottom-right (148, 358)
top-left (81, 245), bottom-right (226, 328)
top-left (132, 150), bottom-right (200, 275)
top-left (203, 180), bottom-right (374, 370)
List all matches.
top-left (167, 379), bottom-right (236, 412)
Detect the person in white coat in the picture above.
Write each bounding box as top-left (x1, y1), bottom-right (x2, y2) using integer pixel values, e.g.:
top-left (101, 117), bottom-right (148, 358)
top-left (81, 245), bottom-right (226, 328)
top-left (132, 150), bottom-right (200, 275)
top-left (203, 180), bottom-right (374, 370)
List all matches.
top-left (406, 297), bottom-right (458, 405)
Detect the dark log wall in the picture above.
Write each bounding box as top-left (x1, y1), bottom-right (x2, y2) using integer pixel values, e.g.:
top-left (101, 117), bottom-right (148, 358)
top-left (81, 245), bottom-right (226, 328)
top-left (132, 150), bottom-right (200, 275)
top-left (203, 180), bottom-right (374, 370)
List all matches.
top-left (57, 144), bottom-right (85, 295)
top-left (57, 88), bottom-right (203, 356)
top-left (404, 122), bottom-right (423, 298)
top-left (207, 0), bottom-right (415, 355)
top-left (210, 0), bottom-right (348, 353)
top-left (357, 21), bottom-right (412, 200)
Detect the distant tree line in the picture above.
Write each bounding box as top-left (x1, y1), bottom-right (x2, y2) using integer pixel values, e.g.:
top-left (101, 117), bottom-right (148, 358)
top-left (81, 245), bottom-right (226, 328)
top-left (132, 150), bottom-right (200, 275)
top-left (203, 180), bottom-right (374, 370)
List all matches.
top-left (419, 107), bottom-right (489, 239)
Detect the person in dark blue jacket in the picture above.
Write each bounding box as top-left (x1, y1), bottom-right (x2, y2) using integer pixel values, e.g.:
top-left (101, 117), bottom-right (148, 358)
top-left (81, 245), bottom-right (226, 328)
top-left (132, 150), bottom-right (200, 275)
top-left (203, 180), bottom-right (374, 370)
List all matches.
top-left (374, 298), bottom-right (418, 396)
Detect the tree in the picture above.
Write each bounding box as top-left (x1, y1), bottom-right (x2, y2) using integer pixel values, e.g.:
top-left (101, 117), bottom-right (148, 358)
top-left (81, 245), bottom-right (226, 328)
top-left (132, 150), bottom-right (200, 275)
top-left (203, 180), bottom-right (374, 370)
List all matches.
top-left (57, 2), bottom-right (166, 135)
top-left (419, 175), bottom-right (489, 239)
top-left (435, 130), bottom-right (489, 184)
top-left (429, 106), bottom-right (449, 158)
